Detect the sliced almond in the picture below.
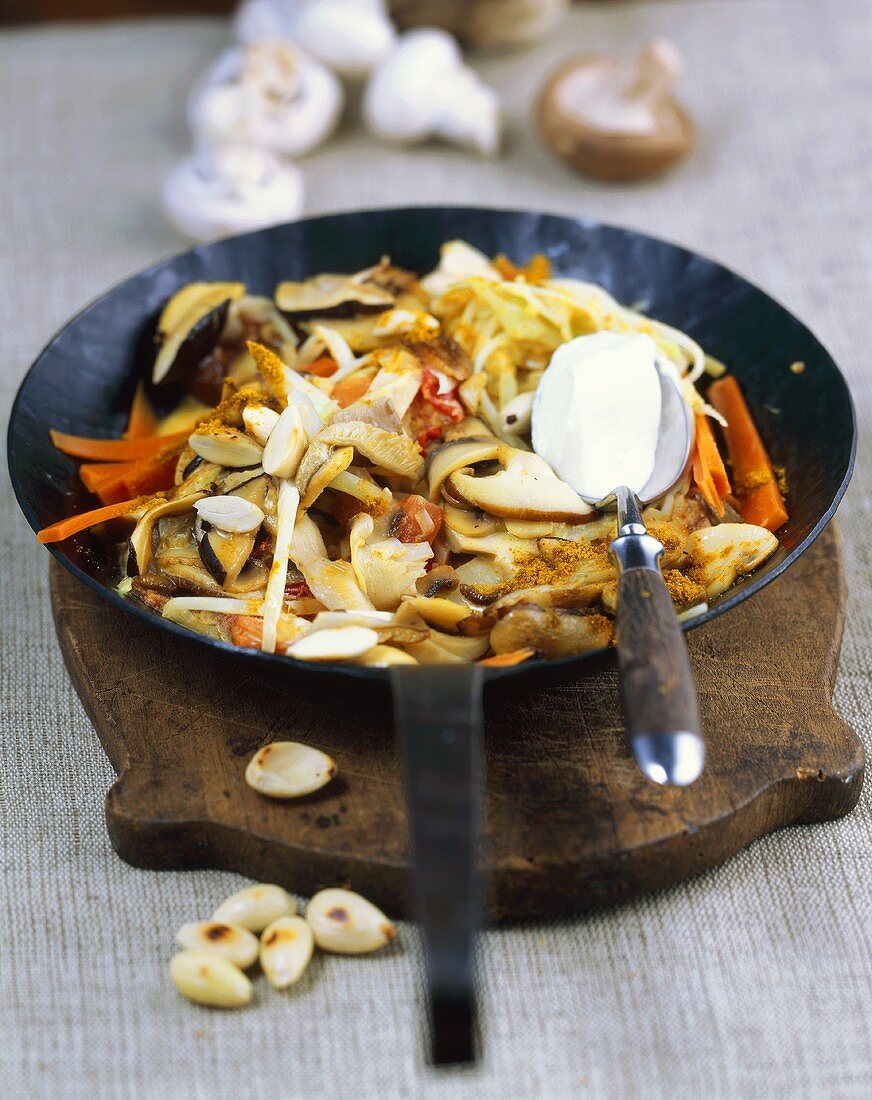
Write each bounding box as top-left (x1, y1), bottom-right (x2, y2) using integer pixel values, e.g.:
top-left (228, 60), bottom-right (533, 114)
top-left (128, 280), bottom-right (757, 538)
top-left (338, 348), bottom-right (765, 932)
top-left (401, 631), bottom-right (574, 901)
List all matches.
top-left (169, 950), bottom-right (252, 1008)
top-left (259, 916), bottom-right (315, 989)
top-left (175, 921), bottom-right (259, 969)
top-left (245, 741), bottom-right (337, 800)
top-left (212, 884), bottom-right (297, 932)
top-left (287, 625), bottom-right (379, 663)
top-left (354, 644), bottom-right (419, 667)
top-left (262, 405), bottom-right (307, 479)
top-left (305, 888), bottom-right (396, 955)
top-left (194, 495), bottom-right (265, 534)
top-left (243, 404), bottom-right (280, 446)
top-left (189, 428), bottom-right (263, 468)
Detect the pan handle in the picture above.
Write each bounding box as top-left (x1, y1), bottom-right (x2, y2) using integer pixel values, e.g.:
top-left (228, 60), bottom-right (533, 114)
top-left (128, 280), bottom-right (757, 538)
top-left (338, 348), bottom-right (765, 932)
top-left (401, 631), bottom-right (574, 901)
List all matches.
top-left (390, 664), bottom-right (484, 1066)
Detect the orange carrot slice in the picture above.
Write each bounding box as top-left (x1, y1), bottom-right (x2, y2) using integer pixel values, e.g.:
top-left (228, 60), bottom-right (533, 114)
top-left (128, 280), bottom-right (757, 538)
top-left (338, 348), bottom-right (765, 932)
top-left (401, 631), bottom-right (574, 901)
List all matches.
top-left (304, 356), bottom-right (338, 378)
top-left (50, 429), bottom-right (188, 462)
top-left (692, 412), bottom-right (731, 515)
top-left (123, 381), bottom-right (158, 439)
top-left (707, 376), bottom-right (788, 532)
top-left (37, 497), bottom-right (143, 544)
top-left (479, 647), bottom-right (536, 668)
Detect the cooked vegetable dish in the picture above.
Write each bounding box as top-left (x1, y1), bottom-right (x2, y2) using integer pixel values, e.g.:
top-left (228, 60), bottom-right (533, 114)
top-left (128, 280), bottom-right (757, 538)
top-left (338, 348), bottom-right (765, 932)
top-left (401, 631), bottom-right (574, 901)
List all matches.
top-left (39, 241), bottom-right (788, 667)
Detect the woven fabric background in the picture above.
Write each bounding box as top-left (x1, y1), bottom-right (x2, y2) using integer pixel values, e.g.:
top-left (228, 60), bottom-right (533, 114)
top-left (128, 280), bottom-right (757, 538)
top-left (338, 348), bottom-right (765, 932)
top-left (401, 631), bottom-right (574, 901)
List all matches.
top-left (1, 2), bottom-right (870, 1097)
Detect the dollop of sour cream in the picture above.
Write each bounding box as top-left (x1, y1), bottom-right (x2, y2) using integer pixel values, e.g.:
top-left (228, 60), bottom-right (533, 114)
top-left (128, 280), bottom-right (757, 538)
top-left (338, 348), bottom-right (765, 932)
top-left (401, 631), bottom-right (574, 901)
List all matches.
top-left (531, 331), bottom-right (663, 502)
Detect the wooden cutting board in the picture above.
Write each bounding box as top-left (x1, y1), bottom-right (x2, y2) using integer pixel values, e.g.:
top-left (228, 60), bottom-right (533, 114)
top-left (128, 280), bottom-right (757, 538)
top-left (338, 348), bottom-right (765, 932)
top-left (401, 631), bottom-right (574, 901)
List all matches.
top-left (50, 523), bottom-right (863, 920)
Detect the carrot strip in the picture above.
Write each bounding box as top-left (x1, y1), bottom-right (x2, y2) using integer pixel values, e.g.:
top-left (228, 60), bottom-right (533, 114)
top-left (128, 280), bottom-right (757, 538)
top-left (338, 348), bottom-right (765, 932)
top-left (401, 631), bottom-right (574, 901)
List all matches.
top-left (79, 462), bottom-right (129, 494)
top-left (707, 376), bottom-right (788, 532)
top-left (692, 412), bottom-right (731, 515)
top-left (123, 381), bottom-right (158, 439)
top-left (50, 429), bottom-right (188, 462)
top-left (479, 647), bottom-right (536, 668)
top-left (331, 370), bottom-right (374, 408)
top-left (303, 356), bottom-right (338, 378)
top-left (37, 497), bottom-right (143, 544)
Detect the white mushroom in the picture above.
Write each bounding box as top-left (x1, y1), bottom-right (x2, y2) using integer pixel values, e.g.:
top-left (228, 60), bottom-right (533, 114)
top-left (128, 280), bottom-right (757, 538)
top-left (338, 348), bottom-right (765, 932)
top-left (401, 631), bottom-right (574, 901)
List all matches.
top-left (684, 523), bottom-right (778, 599)
top-left (294, 0), bottom-right (396, 79)
top-left (161, 142), bottom-right (305, 243)
top-left (363, 29), bottom-right (502, 155)
top-left (188, 42), bottom-right (343, 158)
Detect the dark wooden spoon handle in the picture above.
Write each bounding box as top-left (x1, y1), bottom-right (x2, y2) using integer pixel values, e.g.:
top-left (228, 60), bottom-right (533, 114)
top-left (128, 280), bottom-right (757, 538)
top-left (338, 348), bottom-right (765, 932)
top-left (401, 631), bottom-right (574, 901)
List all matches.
top-left (612, 523), bottom-right (705, 786)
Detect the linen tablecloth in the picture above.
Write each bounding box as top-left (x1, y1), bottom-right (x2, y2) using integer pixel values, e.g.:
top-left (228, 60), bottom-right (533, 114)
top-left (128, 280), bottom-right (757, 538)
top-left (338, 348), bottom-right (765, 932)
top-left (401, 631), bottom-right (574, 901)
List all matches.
top-left (2, 2), bottom-right (870, 1096)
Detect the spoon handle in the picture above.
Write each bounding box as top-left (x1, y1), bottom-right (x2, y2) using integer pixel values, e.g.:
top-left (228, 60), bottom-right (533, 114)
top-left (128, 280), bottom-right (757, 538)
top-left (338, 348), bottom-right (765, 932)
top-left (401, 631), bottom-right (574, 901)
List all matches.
top-left (610, 487), bottom-right (705, 786)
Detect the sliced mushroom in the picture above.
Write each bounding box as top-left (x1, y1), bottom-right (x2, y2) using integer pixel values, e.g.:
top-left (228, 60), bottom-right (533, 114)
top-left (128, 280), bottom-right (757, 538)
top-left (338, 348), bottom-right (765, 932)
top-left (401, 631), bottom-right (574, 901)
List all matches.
top-left (153, 282), bottom-right (246, 385)
top-left (275, 272), bottom-right (394, 318)
top-left (448, 447), bottom-right (592, 522)
top-left (490, 603), bottom-right (614, 657)
top-left (685, 523), bottom-right (778, 599)
top-left (315, 420), bottom-right (424, 481)
top-left (442, 503), bottom-right (502, 538)
top-left (198, 526), bottom-right (257, 587)
top-left (296, 443), bottom-right (355, 509)
top-left (425, 436), bottom-right (501, 502)
top-left (128, 492), bottom-right (206, 576)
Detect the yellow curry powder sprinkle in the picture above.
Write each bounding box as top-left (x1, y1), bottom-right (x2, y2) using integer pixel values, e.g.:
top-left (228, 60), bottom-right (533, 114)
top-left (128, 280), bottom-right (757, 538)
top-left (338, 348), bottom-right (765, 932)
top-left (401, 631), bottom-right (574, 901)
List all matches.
top-left (663, 569), bottom-right (706, 609)
top-left (486, 538), bottom-right (609, 598)
top-left (247, 340), bottom-right (288, 399)
top-left (734, 468), bottom-right (773, 495)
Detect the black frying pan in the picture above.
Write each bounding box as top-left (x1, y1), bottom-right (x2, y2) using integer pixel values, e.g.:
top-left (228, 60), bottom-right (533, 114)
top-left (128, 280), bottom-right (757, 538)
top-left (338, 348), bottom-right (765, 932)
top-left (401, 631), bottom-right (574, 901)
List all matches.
top-left (7, 207), bottom-right (856, 1064)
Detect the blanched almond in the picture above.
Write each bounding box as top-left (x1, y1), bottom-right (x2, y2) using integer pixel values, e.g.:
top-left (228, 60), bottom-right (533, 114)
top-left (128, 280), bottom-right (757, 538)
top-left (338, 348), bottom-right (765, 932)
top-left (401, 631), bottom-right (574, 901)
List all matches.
top-left (354, 644), bottom-right (418, 667)
top-left (174, 920), bottom-right (259, 968)
top-left (189, 428), bottom-right (263, 468)
top-left (193, 495), bottom-right (265, 534)
top-left (262, 405), bottom-right (307, 479)
top-left (259, 916), bottom-right (314, 989)
top-left (243, 404), bottom-right (280, 445)
top-left (212, 884), bottom-right (297, 932)
top-left (169, 950), bottom-right (252, 1008)
top-left (245, 741), bottom-right (337, 799)
top-left (305, 888), bottom-right (396, 955)
top-left (287, 625), bottom-right (378, 662)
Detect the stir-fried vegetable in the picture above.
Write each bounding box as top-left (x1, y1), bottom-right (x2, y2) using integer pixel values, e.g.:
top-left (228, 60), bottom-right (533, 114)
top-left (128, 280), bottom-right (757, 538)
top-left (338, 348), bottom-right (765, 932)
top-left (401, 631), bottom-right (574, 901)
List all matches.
top-left (37, 242), bottom-right (787, 663)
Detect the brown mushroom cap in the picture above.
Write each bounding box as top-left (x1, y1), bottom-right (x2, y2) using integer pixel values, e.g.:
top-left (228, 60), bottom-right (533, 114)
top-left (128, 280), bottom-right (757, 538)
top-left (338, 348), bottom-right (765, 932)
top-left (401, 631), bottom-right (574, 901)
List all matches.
top-left (536, 41), bottom-right (694, 182)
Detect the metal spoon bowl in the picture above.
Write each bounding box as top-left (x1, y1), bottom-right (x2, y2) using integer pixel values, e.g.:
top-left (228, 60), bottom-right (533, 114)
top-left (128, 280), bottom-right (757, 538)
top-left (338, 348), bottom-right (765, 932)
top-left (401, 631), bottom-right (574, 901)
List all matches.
top-left (579, 363), bottom-right (705, 786)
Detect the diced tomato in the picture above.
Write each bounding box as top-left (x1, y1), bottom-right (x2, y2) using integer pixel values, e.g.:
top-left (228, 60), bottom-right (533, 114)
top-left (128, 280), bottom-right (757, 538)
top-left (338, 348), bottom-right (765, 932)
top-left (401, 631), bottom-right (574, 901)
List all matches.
top-left (331, 492), bottom-right (365, 531)
top-left (391, 495), bottom-right (443, 544)
top-left (420, 369), bottom-right (464, 421)
top-left (284, 580), bottom-right (313, 600)
top-left (417, 425), bottom-right (444, 450)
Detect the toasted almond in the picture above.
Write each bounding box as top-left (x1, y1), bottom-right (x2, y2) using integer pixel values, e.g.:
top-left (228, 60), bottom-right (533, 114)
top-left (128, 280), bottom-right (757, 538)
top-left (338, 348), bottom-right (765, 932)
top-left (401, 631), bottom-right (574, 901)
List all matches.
top-left (194, 495), bottom-right (265, 534)
top-left (189, 428), bottom-right (263, 468)
top-left (354, 644), bottom-right (419, 667)
top-left (169, 950), bottom-right (252, 1008)
top-left (262, 405), bottom-right (307, 479)
top-left (174, 921), bottom-right (259, 968)
top-left (243, 404), bottom-right (280, 445)
top-left (259, 916), bottom-right (314, 989)
top-left (245, 741), bottom-right (337, 800)
top-left (305, 888), bottom-right (396, 955)
top-left (287, 625), bottom-right (379, 663)
top-left (212, 884), bottom-right (297, 932)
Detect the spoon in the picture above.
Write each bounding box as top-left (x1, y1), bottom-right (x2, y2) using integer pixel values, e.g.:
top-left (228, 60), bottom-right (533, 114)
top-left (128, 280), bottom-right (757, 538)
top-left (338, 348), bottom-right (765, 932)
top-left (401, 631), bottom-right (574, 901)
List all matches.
top-left (577, 363), bottom-right (705, 786)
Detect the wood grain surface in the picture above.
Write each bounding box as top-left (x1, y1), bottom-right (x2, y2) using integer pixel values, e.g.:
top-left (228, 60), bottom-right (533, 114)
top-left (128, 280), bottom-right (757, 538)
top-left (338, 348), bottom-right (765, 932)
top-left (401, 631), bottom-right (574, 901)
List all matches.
top-left (49, 523), bottom-right (863, 920)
